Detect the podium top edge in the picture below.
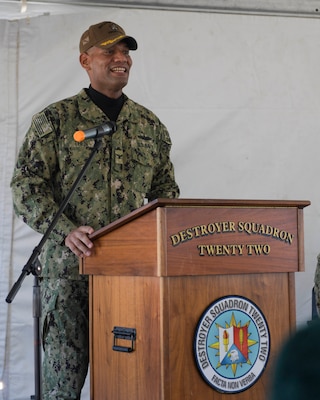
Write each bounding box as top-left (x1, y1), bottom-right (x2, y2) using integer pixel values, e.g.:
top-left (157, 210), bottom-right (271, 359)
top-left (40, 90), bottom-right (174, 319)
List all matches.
top-left (89, 198), bottom-right (310, 241)
top-left (151, 198), bottom-right (311, 208)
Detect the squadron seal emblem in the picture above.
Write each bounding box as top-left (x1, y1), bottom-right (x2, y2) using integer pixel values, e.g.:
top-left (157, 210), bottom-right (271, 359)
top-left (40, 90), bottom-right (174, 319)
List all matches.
top-left (193, 295), bottom-right (270, 393)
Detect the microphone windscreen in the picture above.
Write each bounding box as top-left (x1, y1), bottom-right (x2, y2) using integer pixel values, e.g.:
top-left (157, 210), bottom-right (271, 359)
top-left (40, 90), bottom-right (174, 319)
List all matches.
top-left (73, 131), bottom-right (85, 142)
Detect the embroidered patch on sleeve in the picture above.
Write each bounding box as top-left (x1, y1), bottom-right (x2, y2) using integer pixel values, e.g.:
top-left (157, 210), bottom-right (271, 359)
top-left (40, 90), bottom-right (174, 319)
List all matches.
top-left (32, 112), bottom-right (54, 137)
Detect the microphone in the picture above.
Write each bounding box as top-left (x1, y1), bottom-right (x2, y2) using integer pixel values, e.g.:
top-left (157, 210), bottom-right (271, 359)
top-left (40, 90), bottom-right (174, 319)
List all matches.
top-left (74, 121), bottom-right (116, 142)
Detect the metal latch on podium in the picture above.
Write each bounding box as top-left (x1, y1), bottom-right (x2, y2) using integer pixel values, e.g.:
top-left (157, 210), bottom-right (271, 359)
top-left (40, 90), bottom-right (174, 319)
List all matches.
top-left (112, 326), bottom-right (136, 353)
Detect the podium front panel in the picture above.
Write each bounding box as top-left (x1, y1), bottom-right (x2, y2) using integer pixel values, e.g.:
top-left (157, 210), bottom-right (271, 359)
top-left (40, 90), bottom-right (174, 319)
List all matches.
top-left (89, 272), bottom-right (294, 400)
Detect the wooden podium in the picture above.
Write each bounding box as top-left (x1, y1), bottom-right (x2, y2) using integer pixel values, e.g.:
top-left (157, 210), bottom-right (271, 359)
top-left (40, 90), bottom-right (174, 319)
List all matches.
top-left (80, 198), bottom-right (310, 400)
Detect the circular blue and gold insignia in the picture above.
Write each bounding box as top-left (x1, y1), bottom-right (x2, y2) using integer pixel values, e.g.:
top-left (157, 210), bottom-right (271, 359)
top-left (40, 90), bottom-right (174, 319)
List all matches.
top-left (194, 295), bottom-right (270, 394)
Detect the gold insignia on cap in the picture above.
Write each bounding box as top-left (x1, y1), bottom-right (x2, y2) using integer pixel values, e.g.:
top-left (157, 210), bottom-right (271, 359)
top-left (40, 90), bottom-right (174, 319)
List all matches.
top-left (100, 35), bottom-right (126, 47)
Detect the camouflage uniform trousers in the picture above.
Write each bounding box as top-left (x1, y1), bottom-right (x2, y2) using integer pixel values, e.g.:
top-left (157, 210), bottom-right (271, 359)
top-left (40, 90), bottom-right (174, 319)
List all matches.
top-left (40, 277), bottom-right (89, 399)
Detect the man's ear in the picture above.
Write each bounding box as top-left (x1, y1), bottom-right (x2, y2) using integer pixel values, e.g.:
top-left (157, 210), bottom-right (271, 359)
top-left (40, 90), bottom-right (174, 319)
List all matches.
top-left (79, 53), bottom-right (90, 70)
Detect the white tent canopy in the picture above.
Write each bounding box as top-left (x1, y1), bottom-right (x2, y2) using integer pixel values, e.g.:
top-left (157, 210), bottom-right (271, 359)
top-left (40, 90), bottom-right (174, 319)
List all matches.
top-left (10, 0), bottom-right (320, 17)
top-left (1, 2), bottom-right (320, 399)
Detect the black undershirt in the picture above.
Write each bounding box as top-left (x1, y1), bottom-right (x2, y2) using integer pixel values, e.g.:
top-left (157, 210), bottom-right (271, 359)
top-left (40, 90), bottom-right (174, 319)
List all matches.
top-left (86, 85), bottom-right (124, 122)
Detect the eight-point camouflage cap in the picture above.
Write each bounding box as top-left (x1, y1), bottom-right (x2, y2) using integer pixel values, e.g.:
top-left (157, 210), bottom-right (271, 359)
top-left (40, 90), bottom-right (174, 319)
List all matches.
top-left (79, 21), bottom-right (138, 53)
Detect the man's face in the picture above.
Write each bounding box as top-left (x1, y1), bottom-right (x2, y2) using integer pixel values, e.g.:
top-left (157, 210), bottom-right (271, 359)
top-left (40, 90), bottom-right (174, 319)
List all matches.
top-left (80, 41), bottom-right (133, 97)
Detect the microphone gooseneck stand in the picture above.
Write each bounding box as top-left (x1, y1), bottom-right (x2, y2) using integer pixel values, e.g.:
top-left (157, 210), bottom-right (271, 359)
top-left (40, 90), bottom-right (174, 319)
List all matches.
top-left (6, 137), bottom-right (105, 400)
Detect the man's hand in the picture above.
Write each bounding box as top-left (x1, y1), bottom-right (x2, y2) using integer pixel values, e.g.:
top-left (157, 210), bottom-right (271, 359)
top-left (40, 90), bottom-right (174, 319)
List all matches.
top-left (65, 226), bottom-right (95, 257)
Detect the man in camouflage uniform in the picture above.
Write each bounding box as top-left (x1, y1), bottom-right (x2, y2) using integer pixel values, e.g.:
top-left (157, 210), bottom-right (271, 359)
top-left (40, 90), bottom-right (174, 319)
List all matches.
top-left (11, 21), bottom-right (179, 399)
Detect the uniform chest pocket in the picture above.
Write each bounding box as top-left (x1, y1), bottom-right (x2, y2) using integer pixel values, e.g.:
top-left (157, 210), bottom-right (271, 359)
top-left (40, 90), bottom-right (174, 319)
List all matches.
top-left (61, 143), bottom-right (94, 180)
top-left (59, 141), bottom-right (113, 197)
top-left (131, 138), bottom-right (157, 193)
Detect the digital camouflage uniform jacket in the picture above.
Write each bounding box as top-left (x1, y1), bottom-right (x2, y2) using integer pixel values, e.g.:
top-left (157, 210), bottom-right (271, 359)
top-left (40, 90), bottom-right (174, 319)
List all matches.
top-left (11, 89), bottom-right (180, 279)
